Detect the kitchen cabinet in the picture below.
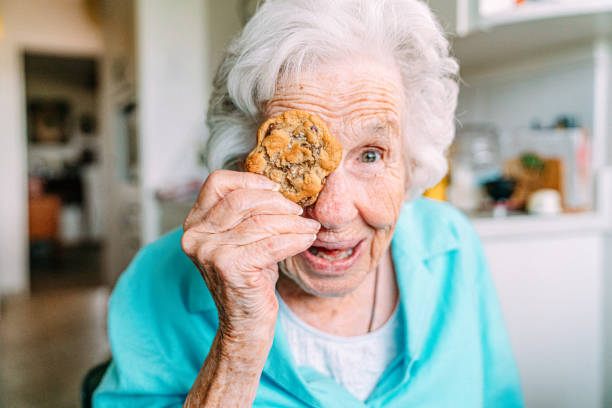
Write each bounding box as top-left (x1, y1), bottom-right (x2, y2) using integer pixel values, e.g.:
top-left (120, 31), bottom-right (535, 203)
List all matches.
top-left (428, 1), bottom-right (612, 407)
top-left (483, 233), bottom-right (605, 407)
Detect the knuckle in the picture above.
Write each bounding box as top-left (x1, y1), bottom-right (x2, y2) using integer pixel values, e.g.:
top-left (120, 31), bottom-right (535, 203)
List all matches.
top-left (201, 170), bottom-right (227, 199)
top-left (182, 229), bottom-right (214, 263)
top-left (182, 210), bottom-right (197, 231)
top-left (180, 230), bottom-right (198, 256)
top-left (195, 238), bottom-right (214, 263)
top-left (224, 189), bottom-right (246, 212)
top-left (246, 215), bottom-right (270, 232)
top-left (261, 237), bottom-right (279, 255)
top-left (205, 169), bottom-right (226, 187)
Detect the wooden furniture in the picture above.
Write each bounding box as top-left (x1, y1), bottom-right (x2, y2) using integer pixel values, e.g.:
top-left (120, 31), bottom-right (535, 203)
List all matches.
top-left (28, 195), bottom-right (61, 241)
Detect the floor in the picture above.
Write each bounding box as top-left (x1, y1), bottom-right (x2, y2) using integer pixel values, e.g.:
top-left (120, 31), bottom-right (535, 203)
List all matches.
top-left (0, 243), bottom-right (110, 408)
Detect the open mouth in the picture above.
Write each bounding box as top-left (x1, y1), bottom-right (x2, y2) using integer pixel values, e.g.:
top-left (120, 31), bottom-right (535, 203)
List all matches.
top-left (300, 239), bottom-right (365, 273)
top-left (307, 246), bottom-right (355, 261)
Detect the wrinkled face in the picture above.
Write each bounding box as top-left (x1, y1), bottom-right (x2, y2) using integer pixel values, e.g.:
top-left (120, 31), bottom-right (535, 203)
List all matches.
top-left (266, 57), bottom-right (407, 297)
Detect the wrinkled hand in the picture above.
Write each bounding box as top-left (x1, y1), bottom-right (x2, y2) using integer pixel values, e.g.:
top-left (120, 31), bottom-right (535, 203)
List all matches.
top-left (181, 170), bottom-right (319, 351)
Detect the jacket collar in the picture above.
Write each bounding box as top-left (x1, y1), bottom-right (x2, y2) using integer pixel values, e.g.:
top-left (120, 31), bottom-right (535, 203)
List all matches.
top-left (393, 198), bottom-right (461, 260)
top-left (386, 198), bottom-right (460, 389)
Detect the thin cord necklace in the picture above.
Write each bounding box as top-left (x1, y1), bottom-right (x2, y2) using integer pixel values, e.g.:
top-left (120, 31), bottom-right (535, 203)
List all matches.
top-left (367, 265), bottom-right (380, 333)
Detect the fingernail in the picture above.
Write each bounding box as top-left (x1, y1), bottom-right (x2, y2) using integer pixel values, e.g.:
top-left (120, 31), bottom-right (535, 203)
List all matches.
top-left (289, 203), bottom-right (303, 214)
top-left (312, 233), bottom-right (318, 241)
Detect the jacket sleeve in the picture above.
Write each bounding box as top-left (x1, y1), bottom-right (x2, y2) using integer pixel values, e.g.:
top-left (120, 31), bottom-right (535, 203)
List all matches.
top-left (469, 231), bottom-right (524, 408)
top-left (92, 246), bottom-right (188, 408)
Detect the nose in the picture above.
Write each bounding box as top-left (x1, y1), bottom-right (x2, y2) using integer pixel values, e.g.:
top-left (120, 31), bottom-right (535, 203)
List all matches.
top-left (306, 168), bottom-right (358, 230)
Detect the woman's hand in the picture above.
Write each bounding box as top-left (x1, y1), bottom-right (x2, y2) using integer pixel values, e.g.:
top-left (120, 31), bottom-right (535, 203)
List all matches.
top-left (181, 170), bottom-right (319, 407)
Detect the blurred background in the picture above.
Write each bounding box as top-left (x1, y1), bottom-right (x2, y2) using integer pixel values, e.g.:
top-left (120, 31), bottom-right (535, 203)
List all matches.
top-left (0, 0), bottom-right (611, 407)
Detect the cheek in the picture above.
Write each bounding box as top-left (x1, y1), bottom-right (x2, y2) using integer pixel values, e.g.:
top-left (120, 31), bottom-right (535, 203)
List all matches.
top-left (355, 163), bottom-right (405, 229)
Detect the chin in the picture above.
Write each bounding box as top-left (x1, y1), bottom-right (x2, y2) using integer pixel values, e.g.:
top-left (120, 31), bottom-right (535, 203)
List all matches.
top-left (281, 237), bottom-right (372, 297)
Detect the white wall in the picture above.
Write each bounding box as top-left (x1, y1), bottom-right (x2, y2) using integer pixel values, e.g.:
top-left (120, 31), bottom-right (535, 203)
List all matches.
top-left (135, 0), bottom-right (244, 244)
top-left (605, 229), bottom-right (612, 408)
top-left (135, 0), bottom-right (210, 244)
top-left (458, 46), bottom-right (595, 138)
top-left (99, 0), bottom-right (137, 285)
top-left (0, 21), bottom-right (27, 296)
top-left (207, 0), bottom-right (242, 73)
top-left (0, 0), bottom-right (103, 295)
top-left (601, 39), bottom-right (612, 408)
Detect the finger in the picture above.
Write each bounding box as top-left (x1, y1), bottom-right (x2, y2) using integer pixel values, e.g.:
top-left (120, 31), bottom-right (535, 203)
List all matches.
top-left (201, 189), bottom-right (303, 232)
top-left (182, 214), bottom-right (318, 272)
top-left (219, 215), bottom-right (320, 246)
top-left (237, 233), bottom-right (317, 271)
top-left (188, 170), bottom-right (280, 225)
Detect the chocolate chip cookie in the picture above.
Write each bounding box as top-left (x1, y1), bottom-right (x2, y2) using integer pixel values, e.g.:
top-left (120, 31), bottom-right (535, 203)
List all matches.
top-left (245, 110), bottom-right (342, 206)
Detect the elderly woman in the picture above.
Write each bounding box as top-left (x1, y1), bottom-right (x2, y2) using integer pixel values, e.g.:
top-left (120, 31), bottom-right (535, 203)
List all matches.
top-left (94, 0), bottom-right (523, 406)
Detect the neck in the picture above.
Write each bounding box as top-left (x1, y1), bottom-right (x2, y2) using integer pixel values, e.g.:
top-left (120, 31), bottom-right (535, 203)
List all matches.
top-left (276, 248), bottom-right (399, 337)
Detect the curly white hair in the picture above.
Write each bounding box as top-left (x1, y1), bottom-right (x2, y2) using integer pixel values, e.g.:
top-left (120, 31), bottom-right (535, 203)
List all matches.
top-left (204, 0), bottom-right (458, 197)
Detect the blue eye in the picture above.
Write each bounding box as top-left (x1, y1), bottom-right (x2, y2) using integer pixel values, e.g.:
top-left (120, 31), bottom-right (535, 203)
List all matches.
top-left (360, 150), bottom-right (381, 163)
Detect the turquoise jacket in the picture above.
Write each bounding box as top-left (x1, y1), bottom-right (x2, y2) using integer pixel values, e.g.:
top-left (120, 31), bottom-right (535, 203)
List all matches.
top-left (93, 198), bottom-right (523, 407)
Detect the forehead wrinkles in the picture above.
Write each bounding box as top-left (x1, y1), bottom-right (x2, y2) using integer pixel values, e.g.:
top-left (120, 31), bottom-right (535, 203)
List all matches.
top-left (269, 75), bottom-right (403, 124)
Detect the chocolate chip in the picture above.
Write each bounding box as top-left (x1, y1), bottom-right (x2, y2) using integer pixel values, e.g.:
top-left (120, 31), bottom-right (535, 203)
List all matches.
top-left (311, 125), bottom-right (318, 133)
top-left (266, 123), bottom-right (276, 136)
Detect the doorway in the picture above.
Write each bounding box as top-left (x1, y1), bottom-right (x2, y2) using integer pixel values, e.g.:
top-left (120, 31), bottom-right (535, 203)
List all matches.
top-left (24, 53), bottom-right (106, 293)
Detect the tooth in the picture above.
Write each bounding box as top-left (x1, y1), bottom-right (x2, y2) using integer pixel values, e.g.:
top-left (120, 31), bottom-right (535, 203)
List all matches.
top-left (309, 246), bottom-right (355, 261)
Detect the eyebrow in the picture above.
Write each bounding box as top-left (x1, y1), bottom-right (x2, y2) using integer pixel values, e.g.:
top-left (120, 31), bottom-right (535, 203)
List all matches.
top-left (364, 118), bottom-right (399, 139)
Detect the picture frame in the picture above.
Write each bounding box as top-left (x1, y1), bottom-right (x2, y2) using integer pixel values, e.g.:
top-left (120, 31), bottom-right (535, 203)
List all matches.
top-left (27, 99), bottom-right (71, 144)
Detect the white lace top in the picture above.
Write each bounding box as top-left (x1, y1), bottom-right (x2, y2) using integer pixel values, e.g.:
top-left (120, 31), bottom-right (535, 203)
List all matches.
top-left (278, 296), bottom-right (400, 401)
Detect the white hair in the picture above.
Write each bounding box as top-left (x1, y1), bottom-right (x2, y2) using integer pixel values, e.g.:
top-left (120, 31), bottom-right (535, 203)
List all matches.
top-left (205, 0), bottom-right (458, 197)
